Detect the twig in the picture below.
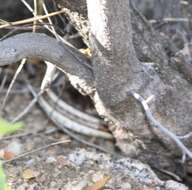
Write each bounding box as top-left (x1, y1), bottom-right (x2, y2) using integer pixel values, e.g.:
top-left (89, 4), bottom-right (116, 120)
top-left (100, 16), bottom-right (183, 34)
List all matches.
top-left (151, 166), bottom-right (182, 182)
top-left (0, 9), bottom-right (66, 29)
top-left (33, 0), bottom-right (38, 32)
top-left (130, 0), bottom-right (153, 31)
top-left (0, 74), bottom-right (7, 93)
top-left (1, 126), bottom-right (57, 141)
top-left (40, 1), bottom-right (58, 90)
top-left (20, 0), bottom-right (68, 44)
top-left (41, 0), bottom-right (58, 38)
top-left (53, 121), bottom-right (115, 156)
top-left (0, 128), bottom-right (44, 141)
top-left (1, 59), bottom-right (26, 111)
top-left (149, 18), bottom-right (189, 24)
top-left (2, 139), bottom-right (70, 164)
top-left (178, 132), bottom-right (192, 140)
top-left (11, 88), bottom-right (45, 123)
top-left (128, 91), bottom-right (192, 161)
top-left (0, 88), bottom-right (29, 94)
top-left (40, 61), bottom-right (56, 90)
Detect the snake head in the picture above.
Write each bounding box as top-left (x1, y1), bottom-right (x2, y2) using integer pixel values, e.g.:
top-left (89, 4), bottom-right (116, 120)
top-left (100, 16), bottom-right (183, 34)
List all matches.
top-left (0, 46), bottom-right (19, 66)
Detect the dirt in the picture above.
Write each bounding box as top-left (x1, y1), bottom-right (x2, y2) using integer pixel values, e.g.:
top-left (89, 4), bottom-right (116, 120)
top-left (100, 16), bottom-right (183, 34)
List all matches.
top-left (0, 87), bottom-right (114, 190)
top-left (0, 84), bottom-right (189, 190)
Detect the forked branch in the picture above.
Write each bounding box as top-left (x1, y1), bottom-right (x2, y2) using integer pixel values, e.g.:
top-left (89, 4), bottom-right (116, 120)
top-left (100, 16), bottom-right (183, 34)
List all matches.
top-left (129, 91), bottom-right (192, 161)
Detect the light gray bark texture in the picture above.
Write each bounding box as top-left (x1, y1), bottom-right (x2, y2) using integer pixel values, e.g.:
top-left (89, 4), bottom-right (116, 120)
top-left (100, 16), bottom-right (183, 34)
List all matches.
top-left (86, 0), bottom-right (192, 152)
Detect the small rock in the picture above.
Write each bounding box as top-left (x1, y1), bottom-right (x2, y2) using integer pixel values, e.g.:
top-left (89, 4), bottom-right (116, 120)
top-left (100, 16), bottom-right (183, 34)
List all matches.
top-left (25, 159), bottom-right (35, 167)
top-left (46, 156), bottom-right (56, 163)
top-left (120, 182), bottom-right (132, 190)
top-left (6, 140), bottom-right (23, 156)
top-left (68, 151), bottom-right (86, 166)
top-left (164, 180), bottom-right (189, 190)
top-left (57, 155), bottom-right (70, 168)
top-left (64, 179), bottom-right (88, 190)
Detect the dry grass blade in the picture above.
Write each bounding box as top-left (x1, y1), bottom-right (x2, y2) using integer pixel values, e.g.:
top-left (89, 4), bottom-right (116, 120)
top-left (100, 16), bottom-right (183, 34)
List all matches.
top-left (2, 139), bottom-right (70, 164)
top-left (1, 59), bottom-right (26, 111)
top-left (0, 9), bottom-right (65, 29)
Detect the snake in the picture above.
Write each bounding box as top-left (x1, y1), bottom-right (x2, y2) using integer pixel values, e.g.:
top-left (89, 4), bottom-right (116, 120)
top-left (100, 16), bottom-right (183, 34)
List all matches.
top-left (0, 32), bottom-right (95, 95)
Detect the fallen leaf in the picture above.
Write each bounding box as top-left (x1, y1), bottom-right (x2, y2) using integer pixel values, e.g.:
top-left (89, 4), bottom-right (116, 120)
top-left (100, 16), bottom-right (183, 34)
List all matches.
top-left (6, 140), bottom-right (23, 156)
top-left (3, 151), bottom-right (15, 160)
top-left (84, 175), bottom-right (111, 190)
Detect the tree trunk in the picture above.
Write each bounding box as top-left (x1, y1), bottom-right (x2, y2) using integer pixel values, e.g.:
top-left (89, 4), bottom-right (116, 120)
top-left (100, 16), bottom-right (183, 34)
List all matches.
top-left (87, 0), bottom-right (141, 117)
top-left (52, 0), bottom-right (192, 158)
top-left (86, 0), bottom-right (192, 156)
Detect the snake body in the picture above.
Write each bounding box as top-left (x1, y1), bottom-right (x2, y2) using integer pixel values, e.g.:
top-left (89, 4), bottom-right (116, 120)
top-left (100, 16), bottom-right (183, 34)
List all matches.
top-left (0, 33), bottom-right (114, 139)
top-left (0, 32), bottom-right (94, 95)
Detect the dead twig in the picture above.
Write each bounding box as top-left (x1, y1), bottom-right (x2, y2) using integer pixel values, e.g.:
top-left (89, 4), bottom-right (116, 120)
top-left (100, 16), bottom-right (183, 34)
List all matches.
top-left (2, 139), bottom-right (70, 164)
top-left (0, 9), bottom-right (66, 29)
top-left (11, 88), bottom-right (45, 123)
top-left (152, 166), bottom-right (182, 182)
top-left (0, 74), bottom-right (7, 93)
top-left (0, 88), bottom-right (29, 94)
top-left (150, 18), bottom-right (189, 24)
top-left (1, 59), bottom-right (26, 111)
top-left (53, 122), bottom-right (115, 156)
top-left (178, 132), bottom-right (192, 140)
top-left (0, 126), bottom-right (57, 141)
top-left (129, 91), bottom-right (192, 162)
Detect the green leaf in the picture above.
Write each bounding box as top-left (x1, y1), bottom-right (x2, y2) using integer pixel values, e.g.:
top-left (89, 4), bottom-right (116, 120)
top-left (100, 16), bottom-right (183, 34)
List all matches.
top-left (0, 118), bottom-right (23, 135)
top-left (0, 163), bottom-right (9, 190)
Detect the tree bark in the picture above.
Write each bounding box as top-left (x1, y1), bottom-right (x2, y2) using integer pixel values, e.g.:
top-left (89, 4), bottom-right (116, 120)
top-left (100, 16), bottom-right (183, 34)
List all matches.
top-left (87, 0), bottom-right (141, 116)
top-left (86, 0), bottom-right (192, 156)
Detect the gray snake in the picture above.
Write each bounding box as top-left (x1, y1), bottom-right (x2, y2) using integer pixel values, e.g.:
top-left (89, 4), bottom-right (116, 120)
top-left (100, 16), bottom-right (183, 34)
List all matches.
top-left (0, 32), bottom-right (95, 95)
top-left (0, 33), bottom-right (114, 139)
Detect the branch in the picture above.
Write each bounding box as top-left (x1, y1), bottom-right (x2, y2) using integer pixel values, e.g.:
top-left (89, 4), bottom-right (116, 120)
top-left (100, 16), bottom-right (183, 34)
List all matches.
top-left (128, 91), bottom-right (192, 161)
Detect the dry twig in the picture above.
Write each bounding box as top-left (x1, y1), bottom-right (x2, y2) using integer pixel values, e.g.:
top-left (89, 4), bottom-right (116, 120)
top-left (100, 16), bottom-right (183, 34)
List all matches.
top-left (2, 139), bottom-right (70, 164)
top-left (1, 59), bottom-right (26, 111)
top-left (129, 91), bottom-right (192, 162)
top-left (0, 9), bottom-right (65, 29)
top-left (11, 88), bottom-right (45, 123)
